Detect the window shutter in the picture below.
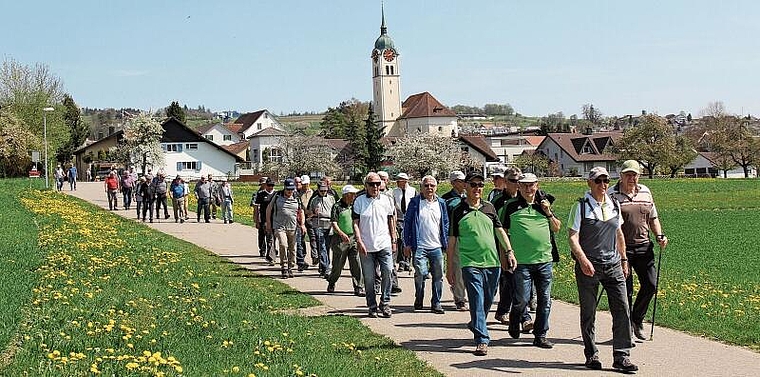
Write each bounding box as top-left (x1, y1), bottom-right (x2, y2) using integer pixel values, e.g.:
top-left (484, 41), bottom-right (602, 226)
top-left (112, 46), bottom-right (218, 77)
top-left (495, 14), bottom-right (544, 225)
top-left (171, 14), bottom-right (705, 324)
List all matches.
top-left (196, 161), bottom-right (202, 171)
top-left (178, 144), bottom-right (183, 152)
top-left (177, 162), bottom-right (182, 171)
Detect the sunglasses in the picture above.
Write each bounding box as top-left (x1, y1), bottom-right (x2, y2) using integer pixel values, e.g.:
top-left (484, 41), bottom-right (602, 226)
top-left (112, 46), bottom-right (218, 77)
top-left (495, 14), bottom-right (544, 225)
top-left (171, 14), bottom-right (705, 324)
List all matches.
top-left (594, 178), bottom-right (611, 184)
top-left (366, 181), bottom-right (382, 187)
top-left (423, 184), bottom-right (436, 188)
top-left (468, 181), bottom-right (485, 188)
top-left (507, 178), bottom-right (519, 183)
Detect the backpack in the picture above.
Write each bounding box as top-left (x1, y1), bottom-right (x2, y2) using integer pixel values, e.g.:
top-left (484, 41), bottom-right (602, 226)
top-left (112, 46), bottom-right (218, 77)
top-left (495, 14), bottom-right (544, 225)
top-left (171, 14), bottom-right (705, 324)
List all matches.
top-left (572, 196), bottom-right (620, 261)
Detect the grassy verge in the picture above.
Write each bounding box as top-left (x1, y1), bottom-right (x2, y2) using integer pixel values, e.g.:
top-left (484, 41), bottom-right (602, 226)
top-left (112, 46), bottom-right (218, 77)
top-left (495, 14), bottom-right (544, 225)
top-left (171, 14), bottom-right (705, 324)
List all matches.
top-left (1, 185), bottom-right (441, 376)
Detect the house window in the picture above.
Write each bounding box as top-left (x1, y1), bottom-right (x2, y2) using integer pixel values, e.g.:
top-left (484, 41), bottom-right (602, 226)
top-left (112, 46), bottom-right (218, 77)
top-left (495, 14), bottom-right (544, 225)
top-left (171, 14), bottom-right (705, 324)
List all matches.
top-left (178, 161), bottom-right (200, 171)
top-left (390, 66), bottom-right (394, 75)
top-left (264, 113), bottom-right (268, 119)
top-left (223, 135), bottom-right (232, 141)
top-left (461, 146), bottom-right (469, 153)
top-left (270, 148), bottom-right (283, 163)
top-left (205, 135), bottom-right (214, 141)
top-left (582, 144), bottom-right (593, 154)
top-left (185, 144), bottom-right (198, 150)
top-left (165, 144), bottom-right (182, 152)
top-left (257, 123), bottom-right (262, 130)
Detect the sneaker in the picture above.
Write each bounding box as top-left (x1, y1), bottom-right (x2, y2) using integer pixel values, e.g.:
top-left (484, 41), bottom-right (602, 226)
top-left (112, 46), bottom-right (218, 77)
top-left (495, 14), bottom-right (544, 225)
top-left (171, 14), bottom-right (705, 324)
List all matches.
top-left (533, 337), bottom-right (554, 349)
top-left (522, 320), bottom-right (534, 334)
top-left (281, 270), bottom-right (288, 279)
top-left (287, 270), bottom-right (294, 278)
top-left (175, 219), bottom-right (179, 223)
top-left (228, 220), bottom-right (233, 224)
top-left (391, 286), bottom-right (402, 294)
top-left (165, 215), bottom-right (170, 219)
top-left (223, 220), bottom-right (228, 224)
top-left (381, 306), bottom-right (392, 318)
top-left (180, 219), bottom-right (184, 223)
top-left (354, 288), bottom-right (365, 297)
top-left (508, 326), bottom-right (521, 339)
top-left (368, 309), bottom-right (378, 318)
top-left (413, 300), bottom-right (423, 311)
top-left (495, 313), bottom-right (509, 325)
top-left (632, 321), bottom-right (646, 340)
top-left (327, 283), bottom-right (335, 293)
top-left (612, 357), bottom-right (638, 372)
top-left (474, 343), bottom-right (488, 356)
top-left (431, 306), bottom-right (445, 314)
top-left (268, 261), bottom-right (275, 267)
top-left (455, 301), bottom-right (468, 311)
top-left (585, 355), bottom-right (602, 370)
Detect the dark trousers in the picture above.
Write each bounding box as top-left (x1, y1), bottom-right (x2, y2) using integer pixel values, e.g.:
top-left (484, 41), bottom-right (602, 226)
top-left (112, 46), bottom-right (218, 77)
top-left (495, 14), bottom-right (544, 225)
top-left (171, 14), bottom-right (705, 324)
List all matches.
top-left (122, 187), bottom-right (133, 209)
top-left (575, 261), bottom-right (633, 359)
top-left (626, 242), bottom-right (657, 325)
top-left (155, 194), bottom-right (169, 218)
top-left (107, 190), bottom-right (118, 210)
top-left (495, 269), bottom-right (531, 322)
top-left (196, 197), bottom-right (210, 222)
top-left (141, 200), bottom-right (154, 220)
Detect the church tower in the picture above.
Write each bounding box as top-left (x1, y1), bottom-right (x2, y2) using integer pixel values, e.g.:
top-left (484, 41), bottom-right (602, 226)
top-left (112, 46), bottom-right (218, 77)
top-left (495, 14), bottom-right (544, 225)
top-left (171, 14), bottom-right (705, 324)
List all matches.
top-left (371, 5), bottom-right (401, 136)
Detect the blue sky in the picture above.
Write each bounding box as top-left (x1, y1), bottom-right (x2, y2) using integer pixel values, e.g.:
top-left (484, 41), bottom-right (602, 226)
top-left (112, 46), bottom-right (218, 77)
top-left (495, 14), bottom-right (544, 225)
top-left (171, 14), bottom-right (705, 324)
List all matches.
top-left (3, 0), bottom-right (759, 117)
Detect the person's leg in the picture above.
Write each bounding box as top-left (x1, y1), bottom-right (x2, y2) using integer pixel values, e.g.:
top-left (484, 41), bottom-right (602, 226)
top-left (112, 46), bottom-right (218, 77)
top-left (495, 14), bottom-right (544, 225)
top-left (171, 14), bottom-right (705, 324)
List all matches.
top-left (575, 262), bottom-right (601, 359)
top-left (449, 249), bottom-right (467, 308)
top-left (202, 199), bottom-right (210, 222)
top-left (412, 248), bottom-right (428, 308)
top-left (136, 199), bottom-right (142, 219)
top-left (346, 240), bottom-right (363, 291)
top-left (327, 238), bottom-right (348, 285)
top-left (295, 226), bottom-right (307, 269)
top-left (482, 267), bottom-right (500, 317)
top-left (275, 231), bottom-right (288, 273)
top-left (600, 262), bottom-right (634, 360)
top-left (509, 265), bottom-right (531, 336)
top-left (378, 248), bottom-right (394, 310)
top-left (286, 230), bottom-right (297, 272)
top-left (360, 252), bottom-right (379, 313)
top-left (307, 225), bottom-right (319, 265)
top-left (173, 198), bottom-right (180, 220)
top-left (630, 246), bottom-right (657, 326)
top-left (179, 198), bottom-right (186, 222)
top-left (462, 267), bottom-right (489, 345)
top-left (429, 248), bottom-right (444, 310)
top-left (532, 262), bottom-right (553, 339)
top-left (318, 228), bottom-right (331, 276)
top-left (496, 268), bottom-right (514, 319)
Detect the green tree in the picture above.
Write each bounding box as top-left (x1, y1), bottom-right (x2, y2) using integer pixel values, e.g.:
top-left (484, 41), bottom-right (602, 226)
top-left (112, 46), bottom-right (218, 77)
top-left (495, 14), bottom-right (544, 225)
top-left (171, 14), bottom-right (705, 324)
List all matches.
top-left (582, 103), bottom-right (603, 126)
top-left (537, 112), bottom-right (569, 134)
top-left (54, 94), bottom-right (89, 164)
top-left (708, 117), bottom-right (759, 178)
top-left (0, 108), bottom-right (40, 177)
top-left (664, 135), bottom-right (698, 177)
top-left (263, 134), bottom-right (342, 178)
top-left (513, 152), bottom-right (550, 176)
top-left (166, 101), bottom-right (186, 124)
top-left (612, 114), bottom-right (676, 178)
top-left (320, 98), bottom-right (368, 139)
top-left (123, 113), bottom-right (165, 174)
top-left (483, 103), bottom-right (514, 116)
top-left (385, 132), bottom-right (461, 178)
top-left (364, 104), bottom-right (385, 172)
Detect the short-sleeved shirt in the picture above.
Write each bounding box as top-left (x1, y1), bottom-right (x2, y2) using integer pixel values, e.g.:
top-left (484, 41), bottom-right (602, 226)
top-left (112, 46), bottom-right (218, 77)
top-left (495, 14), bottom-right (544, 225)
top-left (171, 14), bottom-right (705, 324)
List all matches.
top-left (442, 189), bottom-right (465, 216)
top-left (271, 193), bottom-right (302, 231)
top-left (568, 192), bottom-right (623, 264)
top-left (609, 183), bottom-right (658, 247)
top-left (331, 199), bottom-right (354, 236)
top-left (352, 193), bottom-right (394, 252)
top-left (501, 196), bottom-right (552, 264)
top-left (449, 200), bottom-right (502, 268)
top-left (254, 189), bottom-right (276, 222)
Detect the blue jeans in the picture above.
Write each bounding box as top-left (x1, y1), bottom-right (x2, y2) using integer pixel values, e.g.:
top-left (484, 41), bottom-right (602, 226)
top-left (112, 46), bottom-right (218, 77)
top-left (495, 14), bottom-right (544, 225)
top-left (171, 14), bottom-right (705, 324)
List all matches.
top-left (413, 247), bottom-right (444, 308)
top-left (122, 187), bottom-right (133, 209)
top-left (222, 198), bottom-right (233, 221)
top-left (314, 228), bottom-right (331, 274)
top-left (510, 262), bottom-right (553, 338)
top-left (360, 248), bottom-right (393, 311)
top-left (462, 266), bottom-right (501, 345)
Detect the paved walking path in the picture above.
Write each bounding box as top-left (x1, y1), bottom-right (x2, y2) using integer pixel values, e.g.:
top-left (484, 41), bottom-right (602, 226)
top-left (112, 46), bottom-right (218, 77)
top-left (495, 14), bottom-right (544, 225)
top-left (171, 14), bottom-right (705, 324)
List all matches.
top-left (69, 182), bottom-right (759, 376)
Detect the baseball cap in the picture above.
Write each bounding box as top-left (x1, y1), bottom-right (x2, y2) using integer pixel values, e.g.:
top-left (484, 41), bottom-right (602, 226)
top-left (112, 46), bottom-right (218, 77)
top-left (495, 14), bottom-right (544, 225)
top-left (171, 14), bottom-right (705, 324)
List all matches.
top-left (396, 172), bottom-right (409, 181)
top-left (449, 170), bottom-right (465, 181)
top-left (265, 177), bottom-right (275, 185)
top-left (465, 171), bottom-right (485, 182)
top-left (300, 175), bottom-right (310, 185)
top-left (490, 170), bottom-right (505, 178)
top-left (284, 178), bottom-right (296, 190)
top-left (588, 167), bottom-right (610, 180)
top-left (342, 184), bottom-right (359, 195)
top-left (259, 176), bottom-right (268, 183)
top-left (620, 160), bottom-right (641, 174)
top-left (505, 167), bottom-right (522, 180)
top-left (317, 182), bottom-right (328, 191)
top-left (518, 173), bottom-right (538, 183)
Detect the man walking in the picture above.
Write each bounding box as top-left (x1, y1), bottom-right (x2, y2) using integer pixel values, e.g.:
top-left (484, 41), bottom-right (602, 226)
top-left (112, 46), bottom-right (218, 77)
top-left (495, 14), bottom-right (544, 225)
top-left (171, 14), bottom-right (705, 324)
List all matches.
top-left (267, 178), bottom-right (306, 279)
top-left (219, 177), bottom-right (234, 224)
top-left (501, 173), bottom-right (561, 348)
top-left (170, 176), bottom-right (186, 223)
top-left (307, 182), bottom-right (337, 278)
top-left (121, 171), bottom-right (135, 210)
top-left (326, 185), bottom-right (364, 296)
top-left (403, 175), bottom-right (448, 314)
top-left (568, 167), bottom-right (637, 372)
top-left (68, 165), bottom-right (78, 191)
top-left (441, 170), bottom-right (469, 311)
top-left (104, 171), bottom-right (120, 210)
top-left (296, 175), bottom-right (314, 271)
top-left (393, 172), bottom-right (416, 272)
top-left (194, 175), bottom-right (212, 223)
top-left (208, 174), bottom-right (220, 220)
top-left (446, 171), bottom-right (517, 356)
top-left (353, 172), bottom-right (397, 318)
top-left (153, 173), bottom-right (170, 220)
top-left (609, 160), bottom-right (668, 340)
top-left (253, 178), bottom-right (276, 264)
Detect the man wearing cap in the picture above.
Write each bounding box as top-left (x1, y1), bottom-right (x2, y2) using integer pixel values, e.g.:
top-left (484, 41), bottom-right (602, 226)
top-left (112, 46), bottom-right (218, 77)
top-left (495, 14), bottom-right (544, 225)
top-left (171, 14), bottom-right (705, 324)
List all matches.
top-left (194, 175), bottom-right (212, 223)
top-left (267, 178), bottom-right (307, 278)
top-left (568, 166), bottom-right (637, 372)
top-left (403, 175), bottom-right (448, 314)
top-left (442, 170), bottom-right (469, 311)
top-left (393, 172), bottom-right (417, 272)
top-left (208, 174), bottom-right (220, 220)
top-left (353, 172), bottom-right (397, 318)
top-left (487, 169), bottom-right (506, 202)
top-left (170, 175), bottom-right (186, 223)
top-left (307, 181), bottom-right (337, 278)
top-left (446, 171), bottom-right (517, 356)
top-left (219, 177), bottom-right (234, 224)
top-left (493, 166), bottom-right (526, 324)
top-left (104, 171), bottom-right (120, 211)
top-left (153, 173), bottom-right (170, 220)
top-left (120, 171), bottom-right (135, 210)
top-left (138, 175), bottom-right (155, 222)
top-left (326, 184), bottom-right (364, 296)
top-left (377, 171), bottom-right (402, 294)
top-left (253, 178), bottom-right (277, 263)
top-left (500, 173), bottom-right (561, 348)
top-left (135, 176), bottom-right (146, 219)
top-left (610, 160), bottom-right (668, 340)
top-left (296, 175), bottom-right (315, 271)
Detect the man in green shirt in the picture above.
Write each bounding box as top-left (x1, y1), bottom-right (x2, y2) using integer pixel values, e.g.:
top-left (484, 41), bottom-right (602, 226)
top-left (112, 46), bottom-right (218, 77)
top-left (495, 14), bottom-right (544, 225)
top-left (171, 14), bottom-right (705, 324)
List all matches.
top-left (500, 173), bottom-right (561, 349)
top-left (446, 171), bottom-right (517, 356)
top-left (326, 185), bottom-right (364, 296)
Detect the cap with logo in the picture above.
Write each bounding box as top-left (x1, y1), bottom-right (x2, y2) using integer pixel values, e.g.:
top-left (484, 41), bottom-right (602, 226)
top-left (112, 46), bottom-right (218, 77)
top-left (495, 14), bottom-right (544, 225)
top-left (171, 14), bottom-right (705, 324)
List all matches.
top-left (588, 167), bottom-right (610, 180)
top-left (284, 178), bottom-right (296, 190)
top-left (449, 170), bottom-right (466, 181)
top-left (620, 160), bottom-right (641, 174)
top-left (342, 184), bottom-right (359, 195)
top-left (518, 173), bottom-right (538, 183)
top-left (465, 171), bottom-right (485, 182)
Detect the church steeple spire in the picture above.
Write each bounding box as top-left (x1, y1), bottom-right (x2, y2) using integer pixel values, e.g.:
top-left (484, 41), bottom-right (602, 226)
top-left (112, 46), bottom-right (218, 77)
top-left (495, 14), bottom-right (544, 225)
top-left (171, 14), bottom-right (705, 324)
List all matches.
top-left (381, 1), bottom-right (387, 35)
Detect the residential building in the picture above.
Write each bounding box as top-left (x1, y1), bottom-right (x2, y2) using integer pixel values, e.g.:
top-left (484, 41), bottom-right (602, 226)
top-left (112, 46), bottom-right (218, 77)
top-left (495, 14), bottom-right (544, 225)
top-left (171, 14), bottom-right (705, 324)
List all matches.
top-left (232, 109), bottom-right (284, 140)
top-left (395, 92), bottom-right (459, 137)
top-left (684, 151), bottom-right (756, 178)
top-left (535, 132), bottom-right (623, 177)
top-left (196, 122), bottom-right (243, 146)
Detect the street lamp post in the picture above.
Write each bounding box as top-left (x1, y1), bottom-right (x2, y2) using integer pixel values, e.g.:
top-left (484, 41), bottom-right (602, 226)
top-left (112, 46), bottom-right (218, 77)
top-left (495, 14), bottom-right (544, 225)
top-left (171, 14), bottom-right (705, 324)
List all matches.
top-left (43, 107), bottom-right (55, 189)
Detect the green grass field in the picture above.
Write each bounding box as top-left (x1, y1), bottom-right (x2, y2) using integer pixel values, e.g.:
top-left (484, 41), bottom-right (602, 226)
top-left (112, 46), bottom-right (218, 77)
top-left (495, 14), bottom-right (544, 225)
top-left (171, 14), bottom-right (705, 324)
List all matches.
top-left (0, 179), bottom-right (441, 376)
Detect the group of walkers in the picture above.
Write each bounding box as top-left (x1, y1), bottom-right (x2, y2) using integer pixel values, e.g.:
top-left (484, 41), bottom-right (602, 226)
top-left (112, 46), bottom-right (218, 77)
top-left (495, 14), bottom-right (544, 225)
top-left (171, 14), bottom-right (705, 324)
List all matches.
top-left (249, 160), bottom-right (667, 374)
top-left (53, 164), bottom-right (78, 191)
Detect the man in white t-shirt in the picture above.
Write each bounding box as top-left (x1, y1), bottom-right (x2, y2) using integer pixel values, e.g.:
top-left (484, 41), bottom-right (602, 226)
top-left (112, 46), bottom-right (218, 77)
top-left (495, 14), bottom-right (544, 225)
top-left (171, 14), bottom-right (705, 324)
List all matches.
top-left (353, 172), bottom-right (397, 318)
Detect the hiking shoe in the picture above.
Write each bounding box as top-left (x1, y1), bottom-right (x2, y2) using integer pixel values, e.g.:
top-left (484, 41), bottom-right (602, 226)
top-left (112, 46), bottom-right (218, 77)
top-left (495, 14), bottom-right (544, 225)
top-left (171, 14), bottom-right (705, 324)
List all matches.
top-left (413, 299), bottom-right (423, 311)
top-left (354, 287), bottom-right (365, 297)
top-left (508, 326), bottom-right (521, 339)
top-left (297, 263), bottom-right (309, 272)
top-left (522, 320), bottom-right (534, 334)
top-left (327, 283), bottom-right (335, 293)
top-left (495, 313), bottom-right (509, 325)
top-left (287, 270), bottom-right (294, 278)
top-left (368, 310), bottom-right (378, 318)
top-left (431, 306), bottom-right (445, 314)
top-left (632, 321), bottom-right (646, 340)
top-left (585, 355), bottom-right (602, 370)
top-left (613, 357), bottom-right (638, 373)
top-left (381, 306), bottom-right (392, 318)
top-left (474, 343), bottom-right (488, 356)
top-left (391, 286), bottom-right (402, 294)
top-left (533, 337), bottom-right (554, 349)
top-left (281, 270), bottom-right (288, 279)
top-left (455, 302), bottom-right (468, 311)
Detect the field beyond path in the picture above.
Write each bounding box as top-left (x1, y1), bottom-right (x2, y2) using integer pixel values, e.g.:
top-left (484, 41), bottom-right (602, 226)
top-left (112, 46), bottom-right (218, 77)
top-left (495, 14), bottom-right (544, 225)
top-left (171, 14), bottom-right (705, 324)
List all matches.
top-left (68, 181), bottom-right (760, 376)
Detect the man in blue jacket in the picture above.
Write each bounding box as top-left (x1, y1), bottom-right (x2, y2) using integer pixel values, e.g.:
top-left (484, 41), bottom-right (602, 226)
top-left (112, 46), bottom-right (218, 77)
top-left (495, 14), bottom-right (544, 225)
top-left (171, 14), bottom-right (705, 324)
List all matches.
top-left (403, 175), bottom-right (449, 314)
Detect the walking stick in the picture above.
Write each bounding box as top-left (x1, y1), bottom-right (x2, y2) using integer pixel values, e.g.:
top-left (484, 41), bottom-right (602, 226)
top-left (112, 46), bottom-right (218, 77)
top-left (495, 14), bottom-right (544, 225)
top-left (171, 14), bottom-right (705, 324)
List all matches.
top-left (649, 244), bottom-right (664, 341)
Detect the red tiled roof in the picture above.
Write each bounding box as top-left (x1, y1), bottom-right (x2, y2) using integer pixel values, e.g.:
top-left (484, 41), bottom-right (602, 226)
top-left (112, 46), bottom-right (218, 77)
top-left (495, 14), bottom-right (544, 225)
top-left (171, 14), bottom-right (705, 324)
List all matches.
top-left (225, 123), bottom-right (244, 134)
top-left (539, 132), bottom-right (623, 162)
top-left (524, 136), bottom-right (545, 146)
top-left (399, 92), bottom-right (457, 119)
top-left (222, 141), bottom-right (250, 155)
top-left (458, 134), bottom-right (500, 162)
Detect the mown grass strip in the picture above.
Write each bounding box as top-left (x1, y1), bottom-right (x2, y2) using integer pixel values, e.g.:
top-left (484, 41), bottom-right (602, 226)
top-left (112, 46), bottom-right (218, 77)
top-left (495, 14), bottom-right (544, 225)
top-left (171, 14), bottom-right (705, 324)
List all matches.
top-left (1, 186), bottom-right (441, 376)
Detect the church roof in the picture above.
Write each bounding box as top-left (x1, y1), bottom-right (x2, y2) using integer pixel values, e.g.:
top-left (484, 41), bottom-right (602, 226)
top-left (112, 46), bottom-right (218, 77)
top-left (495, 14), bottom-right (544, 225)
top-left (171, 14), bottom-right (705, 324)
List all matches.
top-left (398, 92), bottom-right (457, 119)
top-left (374, 5), bottom-right (397, 52)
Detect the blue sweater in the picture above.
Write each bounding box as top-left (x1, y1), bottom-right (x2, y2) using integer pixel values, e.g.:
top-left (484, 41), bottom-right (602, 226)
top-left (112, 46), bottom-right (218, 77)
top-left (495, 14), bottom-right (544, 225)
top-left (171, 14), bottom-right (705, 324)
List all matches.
top-left (403, 195), bottom-right (449, 251)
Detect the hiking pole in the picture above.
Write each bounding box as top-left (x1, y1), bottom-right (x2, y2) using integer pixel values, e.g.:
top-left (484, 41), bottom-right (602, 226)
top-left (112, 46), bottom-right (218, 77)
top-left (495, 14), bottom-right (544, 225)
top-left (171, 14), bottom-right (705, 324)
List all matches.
top-left (649, 244), bottom-right (664, 341)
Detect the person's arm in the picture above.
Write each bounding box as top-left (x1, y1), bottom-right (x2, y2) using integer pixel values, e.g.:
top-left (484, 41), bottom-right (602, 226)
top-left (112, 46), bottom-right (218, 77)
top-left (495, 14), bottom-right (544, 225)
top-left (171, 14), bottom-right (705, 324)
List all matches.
top-left (495, 227), bottom-right (517, 272)
top-left (540, 198), bottom-right (562, 233)
top-left (616, 227), bottom-right (629, 278)
top-left (569, 229), bottom-right (595, 277)
top-left (445, 236), bottom-right (458, 285)
top-left (353, 219), bottom-right (367, 256)
top-left (649, 217), bottom-right (668, 249)
top-left (265, 200), bottom-right (274, 234)
top-left (388, 214), bottom-right (397, 251)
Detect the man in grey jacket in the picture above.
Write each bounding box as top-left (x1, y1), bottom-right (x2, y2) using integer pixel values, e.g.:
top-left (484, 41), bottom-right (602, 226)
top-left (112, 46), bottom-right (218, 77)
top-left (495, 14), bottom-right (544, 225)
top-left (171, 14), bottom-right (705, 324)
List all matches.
top-left (194, 175), bottom-right (212, 223)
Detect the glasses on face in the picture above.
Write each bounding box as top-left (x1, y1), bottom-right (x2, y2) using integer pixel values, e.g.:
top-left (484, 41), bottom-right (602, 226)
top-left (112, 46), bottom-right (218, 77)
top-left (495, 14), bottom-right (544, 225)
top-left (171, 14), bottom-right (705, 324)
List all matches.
top-left (594, 178), bottom-right (610, 184)
top-left (507, 178), bottom-right (519, 183)
top-left (423, 184), bottom-right (436, 188)
top-left (468, 181), bottom-right (485, 188)
top-left (266, 183), bottom-right (274, 187)
top-left (319, 190), bottom-right (327, 193)
top-left (366, 181), bottom-right (382, 187)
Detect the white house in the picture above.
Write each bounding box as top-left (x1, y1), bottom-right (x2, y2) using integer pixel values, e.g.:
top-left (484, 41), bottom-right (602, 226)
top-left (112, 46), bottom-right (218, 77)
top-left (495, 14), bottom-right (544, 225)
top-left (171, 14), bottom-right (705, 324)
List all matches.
top-left (684, 151), bottom-right (757, 178)
top-left (196, 122), bottom-right (243, 146)
top-left (391, 92), bottom-right (459, 137)
top-left (232, 109), bottom-right (284, 140)
top-left (535, 132), bottom-right (623, 177)
top-left (487, 134), bottom-right (545, 164)
top-left (159, 118), bottom-right (244, 180)
top-left (248, 127), bottom-right (288, 169)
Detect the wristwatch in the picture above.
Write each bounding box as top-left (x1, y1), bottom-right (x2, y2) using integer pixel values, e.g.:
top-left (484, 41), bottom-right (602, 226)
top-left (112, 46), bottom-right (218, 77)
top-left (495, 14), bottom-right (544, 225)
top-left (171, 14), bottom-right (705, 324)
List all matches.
top-left (656, 234), bottom-right (666, 241)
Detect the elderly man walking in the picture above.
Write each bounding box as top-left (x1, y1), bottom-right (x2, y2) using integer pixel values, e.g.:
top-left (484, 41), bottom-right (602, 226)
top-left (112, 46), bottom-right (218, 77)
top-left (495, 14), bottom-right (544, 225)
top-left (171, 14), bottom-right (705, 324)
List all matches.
top-left (610, 160), bottom-right (668, 340)
top-left (307, 181), bottom-right (337, 278)
top-left (194, 175), bottom-right (212, 223)
top-left (446, 171), bottom-right (517, 356)
top-left (403, 175), bottom-right (448, 314)
top-left (568, 167), bottom-right (637, 372)
top-left (353, 172), bottom-right (397, 318)
top-left (267, 178), bottom-right (307, 279)
top-left (442, 170), bottom-right (469, 311)
top-left (326, 185), bottom-right (364, 296)
top-left (393, 172), bottom-right (416, 272)
top-left (501, 173), bottom-right (561, 348)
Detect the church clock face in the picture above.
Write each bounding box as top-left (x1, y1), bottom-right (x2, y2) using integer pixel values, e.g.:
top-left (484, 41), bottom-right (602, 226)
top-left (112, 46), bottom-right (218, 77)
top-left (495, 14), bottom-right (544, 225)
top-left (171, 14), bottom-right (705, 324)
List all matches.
top-left (372, 49), bottom-right (379, 62)
top-left (383, 49), bottom-right (395, 62)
